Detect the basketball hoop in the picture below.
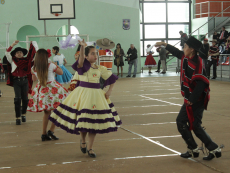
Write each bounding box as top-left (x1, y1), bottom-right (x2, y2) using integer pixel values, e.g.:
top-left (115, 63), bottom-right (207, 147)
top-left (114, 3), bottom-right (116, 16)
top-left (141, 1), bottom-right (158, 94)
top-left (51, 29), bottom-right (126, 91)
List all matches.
top-left (52, 13), bottom-right (62, 17)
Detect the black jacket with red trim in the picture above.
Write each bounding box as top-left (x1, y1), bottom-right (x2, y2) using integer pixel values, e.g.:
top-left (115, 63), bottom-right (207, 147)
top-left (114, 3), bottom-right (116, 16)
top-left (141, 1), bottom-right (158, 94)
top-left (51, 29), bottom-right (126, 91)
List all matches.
top-left (166, 44), bottom-right (210, 109)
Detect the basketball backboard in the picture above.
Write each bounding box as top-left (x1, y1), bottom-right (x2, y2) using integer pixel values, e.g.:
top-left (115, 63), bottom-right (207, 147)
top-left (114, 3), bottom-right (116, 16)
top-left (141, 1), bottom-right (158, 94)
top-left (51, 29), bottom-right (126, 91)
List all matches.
top-left (37, 0), bottom-right (75, 20)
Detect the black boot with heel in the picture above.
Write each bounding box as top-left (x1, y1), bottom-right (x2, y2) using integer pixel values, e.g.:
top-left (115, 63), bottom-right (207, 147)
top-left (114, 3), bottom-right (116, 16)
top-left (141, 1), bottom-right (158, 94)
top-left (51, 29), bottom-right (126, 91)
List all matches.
top-left (47, 130), bottom-right (59, 140)
top-left (41, 134), bottom-right (52, 141)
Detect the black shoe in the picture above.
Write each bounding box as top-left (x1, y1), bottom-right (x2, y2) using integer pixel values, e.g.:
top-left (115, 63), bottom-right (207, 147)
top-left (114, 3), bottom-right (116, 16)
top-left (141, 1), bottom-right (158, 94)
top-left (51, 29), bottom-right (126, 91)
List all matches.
top-left (155, 70), bottom-right (160, 73)
top-left (207, 76), bottom-right (210, 79)
top-left (21, 116), bottom-right (26, 122)
top-left (47, 130), bottom-right (59, 140)
top-left (88, 149), bottom-right (96, 158)
top-left (41, 134), bottom-right (52, 141)
top-left (160, 71), bottom-right (166, 74)
top-left (132, 75), bottom-right (136, 78)
top-left (211, 77), bottom-right (217, 79)
top-left (180, 149), bottom-right (199, 158)
top-left (126, 75), bottom-right (131, 77)
top-left (203, 148), bottom-right (221, 161)
top-left (16, 119), bottom-right (21, 125)
top-left (148, 71), bottom-right (152, 74)
top-left (80, 140), bottom-right (87, 154)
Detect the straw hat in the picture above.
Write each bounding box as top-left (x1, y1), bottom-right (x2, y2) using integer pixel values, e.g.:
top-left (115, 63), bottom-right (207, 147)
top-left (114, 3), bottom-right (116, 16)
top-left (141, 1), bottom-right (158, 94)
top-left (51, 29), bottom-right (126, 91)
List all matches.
top-left (96, 38), bottom-right (115, 49)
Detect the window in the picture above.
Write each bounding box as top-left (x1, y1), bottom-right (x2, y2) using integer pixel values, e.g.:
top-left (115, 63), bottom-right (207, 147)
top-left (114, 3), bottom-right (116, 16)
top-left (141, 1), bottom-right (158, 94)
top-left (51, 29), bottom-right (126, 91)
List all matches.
top-left (144, 3), bottom-right (166, 23)
top-left (167, 40), bottom-right (181, 50)
top-left (168, 24), bottom-right (189, 38)
top-left (168, 3), bottom-right (189, 22)
top-left (140, 0), bottom-right (191, 57)
top-left (145, 25), bottom-right (166, 39)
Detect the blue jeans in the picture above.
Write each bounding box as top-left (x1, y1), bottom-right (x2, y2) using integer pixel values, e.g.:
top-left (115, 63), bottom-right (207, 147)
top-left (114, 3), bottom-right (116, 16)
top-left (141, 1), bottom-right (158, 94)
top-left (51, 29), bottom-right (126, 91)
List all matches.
top-left (128, 59), bottom-right (137, 76)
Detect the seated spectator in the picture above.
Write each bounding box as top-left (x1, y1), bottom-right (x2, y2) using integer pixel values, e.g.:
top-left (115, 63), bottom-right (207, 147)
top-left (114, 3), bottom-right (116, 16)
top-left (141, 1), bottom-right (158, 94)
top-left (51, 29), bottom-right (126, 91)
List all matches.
top-left (218, 26), bottom-right (228, 46)
top-left (213, 31), bottom-right (220, 42)
top-left (221, 36), bottom-right (230, 63)
top-left (224, 36), bottom-right (230, 54)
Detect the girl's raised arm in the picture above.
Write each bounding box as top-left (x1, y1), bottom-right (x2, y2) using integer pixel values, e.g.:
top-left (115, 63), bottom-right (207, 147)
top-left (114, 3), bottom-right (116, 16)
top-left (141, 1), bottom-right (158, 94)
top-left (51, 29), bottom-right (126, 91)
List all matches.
top-left (78, 39), bottom-right (86, 68)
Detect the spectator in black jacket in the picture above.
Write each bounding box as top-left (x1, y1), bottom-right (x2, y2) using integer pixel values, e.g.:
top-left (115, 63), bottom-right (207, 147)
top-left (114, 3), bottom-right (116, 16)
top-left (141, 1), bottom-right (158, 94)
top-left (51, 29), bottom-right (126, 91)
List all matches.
top-left (126, 44), bottom-right (138, 78)
top-left (199, 38), bottom-right (210, 70)
top-left (218, 26), bottom-right (228, 46)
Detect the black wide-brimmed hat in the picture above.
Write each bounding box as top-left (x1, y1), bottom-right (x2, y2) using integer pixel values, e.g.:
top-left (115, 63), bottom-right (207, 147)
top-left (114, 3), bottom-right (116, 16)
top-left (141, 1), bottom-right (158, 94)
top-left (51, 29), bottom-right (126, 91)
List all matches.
top-left (10, 47), bottom-right (28, 57)
top-left (185, 36), bottom-right (202, 51)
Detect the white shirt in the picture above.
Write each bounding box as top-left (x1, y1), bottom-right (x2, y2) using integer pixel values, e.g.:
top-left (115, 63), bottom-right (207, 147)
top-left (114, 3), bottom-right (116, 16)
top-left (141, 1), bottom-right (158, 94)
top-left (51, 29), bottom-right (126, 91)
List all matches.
top-left (53, 54), bottom-right (65, 66)
top-left (32, 63), bottom-right (57, 83)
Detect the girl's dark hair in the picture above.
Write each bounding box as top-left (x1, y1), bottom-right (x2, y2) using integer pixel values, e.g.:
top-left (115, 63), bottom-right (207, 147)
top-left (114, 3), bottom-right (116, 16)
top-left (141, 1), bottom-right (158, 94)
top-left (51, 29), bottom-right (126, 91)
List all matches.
top-left (85, 46), bottom-right (95, 56)
top-left (52, 46), bottom-right (59, 55)
top-left (147, 44), bottom-right (151, 48)
top-left (116, 43), bottom-right (121, 48)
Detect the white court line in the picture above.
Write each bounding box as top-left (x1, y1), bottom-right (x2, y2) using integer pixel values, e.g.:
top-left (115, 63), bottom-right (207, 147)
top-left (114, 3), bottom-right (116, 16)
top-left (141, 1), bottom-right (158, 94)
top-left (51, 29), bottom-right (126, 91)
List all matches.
top-left (140, 95), bottom-right (182, 106)
top-left (0, 167), bottom-right (11, 170)
top-left (121, 112), bottom-right (178, 117)
top-left (125, 122), bottom-right (176, 126)
top-left (116, 105), bottom-right (168, 108)
top-left (114, 154), bottom-right (178, 160)
top-left (36, 164), bottom-right (46, 166)
top-left (120, 127), bottom-right (180, 155)
top-left (141, 93), bottom-right (180, 96)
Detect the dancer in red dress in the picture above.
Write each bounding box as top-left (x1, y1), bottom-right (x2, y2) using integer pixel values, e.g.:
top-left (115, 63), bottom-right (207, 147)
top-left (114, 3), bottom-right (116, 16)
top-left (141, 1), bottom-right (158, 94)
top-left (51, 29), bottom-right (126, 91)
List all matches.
top-left (145, 44), bottom-right (156, 73)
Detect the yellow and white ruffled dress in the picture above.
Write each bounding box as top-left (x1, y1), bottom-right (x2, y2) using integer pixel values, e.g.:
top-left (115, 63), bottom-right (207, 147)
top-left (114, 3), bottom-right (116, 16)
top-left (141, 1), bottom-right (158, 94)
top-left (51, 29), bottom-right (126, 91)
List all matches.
top-left (49, 59), bottom-right (121, 134)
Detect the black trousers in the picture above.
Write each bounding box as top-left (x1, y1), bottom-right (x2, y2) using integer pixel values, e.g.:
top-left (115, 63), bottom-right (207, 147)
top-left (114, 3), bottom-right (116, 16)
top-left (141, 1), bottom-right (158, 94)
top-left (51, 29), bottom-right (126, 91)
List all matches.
top-left (176, 104), bottom-right (218, 151)
top-left (13, 78), bottom-right (29, 118)
top-left (207, 59), bottom-right (217, 77)
top-left (218, 39), bottom-right (225, 46)
top-left (157, 60), bottom-right (161, 71)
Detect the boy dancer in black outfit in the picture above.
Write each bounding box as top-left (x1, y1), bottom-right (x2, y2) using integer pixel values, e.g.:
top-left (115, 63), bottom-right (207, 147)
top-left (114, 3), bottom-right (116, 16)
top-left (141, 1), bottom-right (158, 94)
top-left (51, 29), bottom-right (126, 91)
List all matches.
top-left (155, 36), bottom-right (221, 161)
top-left (5, 40), bottom-right (37, 125)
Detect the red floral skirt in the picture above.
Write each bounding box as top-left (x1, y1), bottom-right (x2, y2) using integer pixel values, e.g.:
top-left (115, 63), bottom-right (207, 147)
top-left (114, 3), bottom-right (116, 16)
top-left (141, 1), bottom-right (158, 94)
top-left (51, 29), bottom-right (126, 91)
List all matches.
top-left (27, 80), bottom-right (69, 112)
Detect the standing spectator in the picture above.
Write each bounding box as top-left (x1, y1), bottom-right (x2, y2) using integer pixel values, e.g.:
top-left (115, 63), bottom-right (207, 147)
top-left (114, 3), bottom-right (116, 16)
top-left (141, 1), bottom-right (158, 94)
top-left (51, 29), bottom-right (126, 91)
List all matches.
top-left (207, 39), bottom-right (219, 79)
top-left (114, 43), bottom-right (125, 77)
top-left (156, 40), bottom-right (167, 74)
top-left (199, 38), bottom-right (210, 70)
top-left (126, 44), bottom-right (138, 78)
top-left (179, 31), bottom-right (188, 49)
top-left (218, 26), bottom-right (228, 46)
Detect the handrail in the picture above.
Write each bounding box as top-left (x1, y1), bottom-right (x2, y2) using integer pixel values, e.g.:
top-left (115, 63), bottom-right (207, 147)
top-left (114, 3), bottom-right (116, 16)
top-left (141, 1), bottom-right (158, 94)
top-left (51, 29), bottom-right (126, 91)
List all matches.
top-left (166, 5), bottom-right (230, 64)
top-left (220, 54), bottom-right (230, 56)
top-left (195, 1), bottom-right (230, 4)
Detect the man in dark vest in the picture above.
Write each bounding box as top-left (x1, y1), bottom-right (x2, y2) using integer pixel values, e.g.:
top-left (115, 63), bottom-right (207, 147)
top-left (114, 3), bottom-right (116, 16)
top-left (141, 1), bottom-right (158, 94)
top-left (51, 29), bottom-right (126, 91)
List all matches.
top-left (155, 36), bottom-right (222, 161)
